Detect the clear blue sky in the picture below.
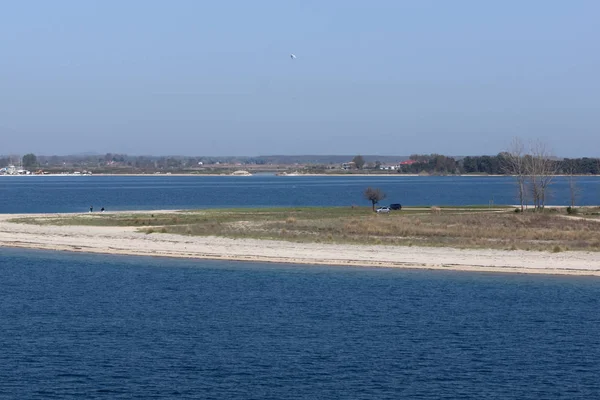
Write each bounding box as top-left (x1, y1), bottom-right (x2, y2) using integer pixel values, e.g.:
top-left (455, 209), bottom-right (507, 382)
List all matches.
top-left (1, 0), bottom-right (598, 157)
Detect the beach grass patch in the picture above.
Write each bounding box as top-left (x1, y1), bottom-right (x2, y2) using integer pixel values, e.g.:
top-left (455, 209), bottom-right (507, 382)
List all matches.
top-left (9, 206), bottom-right (600, 252)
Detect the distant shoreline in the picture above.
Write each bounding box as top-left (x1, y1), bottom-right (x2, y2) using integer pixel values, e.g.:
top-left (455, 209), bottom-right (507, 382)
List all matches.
top-left (2, 173), bottom-right (599, 177)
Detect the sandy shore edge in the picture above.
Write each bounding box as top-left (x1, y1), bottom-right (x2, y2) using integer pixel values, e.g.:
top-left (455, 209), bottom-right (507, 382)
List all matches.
top-left (1, 212), bottom-right (599, 276)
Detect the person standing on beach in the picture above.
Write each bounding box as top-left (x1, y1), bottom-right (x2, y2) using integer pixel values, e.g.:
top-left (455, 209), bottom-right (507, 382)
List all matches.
top-left (90, 205), bottom-right (93, 213)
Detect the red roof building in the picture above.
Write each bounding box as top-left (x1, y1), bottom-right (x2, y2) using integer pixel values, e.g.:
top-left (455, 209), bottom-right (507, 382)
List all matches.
top-left (399, 160), bottom-right (419, 165)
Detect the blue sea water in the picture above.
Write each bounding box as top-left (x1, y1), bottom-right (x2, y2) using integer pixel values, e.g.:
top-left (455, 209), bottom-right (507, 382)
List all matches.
top-left (0, 175), bottom-right (599, 213)
top-left (2, 176), bottom-right (600, 398)
top-left (1, 248), bottom-right (599, 399)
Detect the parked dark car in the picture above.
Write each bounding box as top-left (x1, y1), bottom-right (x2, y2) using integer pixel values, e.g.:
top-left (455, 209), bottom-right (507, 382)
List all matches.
top-left (389, 203), bottom-right (402, 210)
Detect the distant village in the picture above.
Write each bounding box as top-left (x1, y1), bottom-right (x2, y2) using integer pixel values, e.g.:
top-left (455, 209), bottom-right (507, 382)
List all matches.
top-left (0, 153), bottom-right (429, 176)
top-left (0, 157), bottom-right (418, 176)
top-left (342, 159), bottom-right (419, 171)
top-left (1, 153), bottom-right (599, 176)
top-left (0, 164), bottom-right (93, 176)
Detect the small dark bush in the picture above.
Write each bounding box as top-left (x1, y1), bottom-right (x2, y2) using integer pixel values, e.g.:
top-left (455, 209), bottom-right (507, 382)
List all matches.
top-left (567, 206), bottom-right (578, 215)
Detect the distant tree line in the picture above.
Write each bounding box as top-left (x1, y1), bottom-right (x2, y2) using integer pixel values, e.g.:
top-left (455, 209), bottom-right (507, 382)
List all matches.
top-left (402, 154), bottom-right (462, 174)
top-left (396, 154), bottom-right (600, 175)
top-left (462, 154), bottom-right (600, 176)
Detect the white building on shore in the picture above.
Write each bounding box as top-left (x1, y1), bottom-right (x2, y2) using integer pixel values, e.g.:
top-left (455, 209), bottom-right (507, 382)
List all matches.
top-left (0, 165), bottom-right (30, 175)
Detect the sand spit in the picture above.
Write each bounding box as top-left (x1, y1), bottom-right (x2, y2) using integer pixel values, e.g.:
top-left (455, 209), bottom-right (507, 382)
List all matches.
top-left (1, 212), bottom-right (599, 276)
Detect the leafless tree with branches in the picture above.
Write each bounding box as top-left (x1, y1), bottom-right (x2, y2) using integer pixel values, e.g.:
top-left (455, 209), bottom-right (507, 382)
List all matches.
top-left (503, 137), bottom-right (528, 212)
top-left (564, 159), bottom-right (581, 209)
top-left (526, 140), bottom-right (557, 210)
top-left (364, 187), bottom-right (386, 211)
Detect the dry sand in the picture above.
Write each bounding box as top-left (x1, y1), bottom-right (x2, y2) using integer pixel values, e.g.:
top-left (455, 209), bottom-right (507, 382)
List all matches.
top-left (1, 212), bottom-right (599, 276)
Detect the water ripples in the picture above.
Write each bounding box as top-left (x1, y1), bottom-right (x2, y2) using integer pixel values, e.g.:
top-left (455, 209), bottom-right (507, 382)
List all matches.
top-left (1, 249), bottom-right (600, 399)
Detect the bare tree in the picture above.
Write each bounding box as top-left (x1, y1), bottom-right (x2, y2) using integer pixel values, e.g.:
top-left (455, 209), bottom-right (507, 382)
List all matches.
top-left (503, 137), bottom-right (528, 212)
top-left (526, 140), bottom-right (557, 210)
top-left (565, 159), bottom-right (580, 209)
top-left (364, 187), bottom-right (386, 211)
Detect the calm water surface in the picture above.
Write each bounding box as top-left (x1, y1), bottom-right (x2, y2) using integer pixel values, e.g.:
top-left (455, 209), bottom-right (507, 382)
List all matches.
top-left (1, 248), bottom-right (599, 399)
top-left (1, 175), bottom-right (598, 213)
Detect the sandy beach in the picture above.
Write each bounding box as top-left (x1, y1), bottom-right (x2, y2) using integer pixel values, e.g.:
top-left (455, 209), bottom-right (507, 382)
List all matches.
top-left (1, 211), bottom-right (599, 276)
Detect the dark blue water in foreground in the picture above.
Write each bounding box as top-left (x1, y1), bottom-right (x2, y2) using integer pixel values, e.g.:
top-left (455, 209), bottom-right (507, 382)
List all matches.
top-left (1, 175), bottom-right (599, 213)
top-left (2, 248), bottom-right (600, 399)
